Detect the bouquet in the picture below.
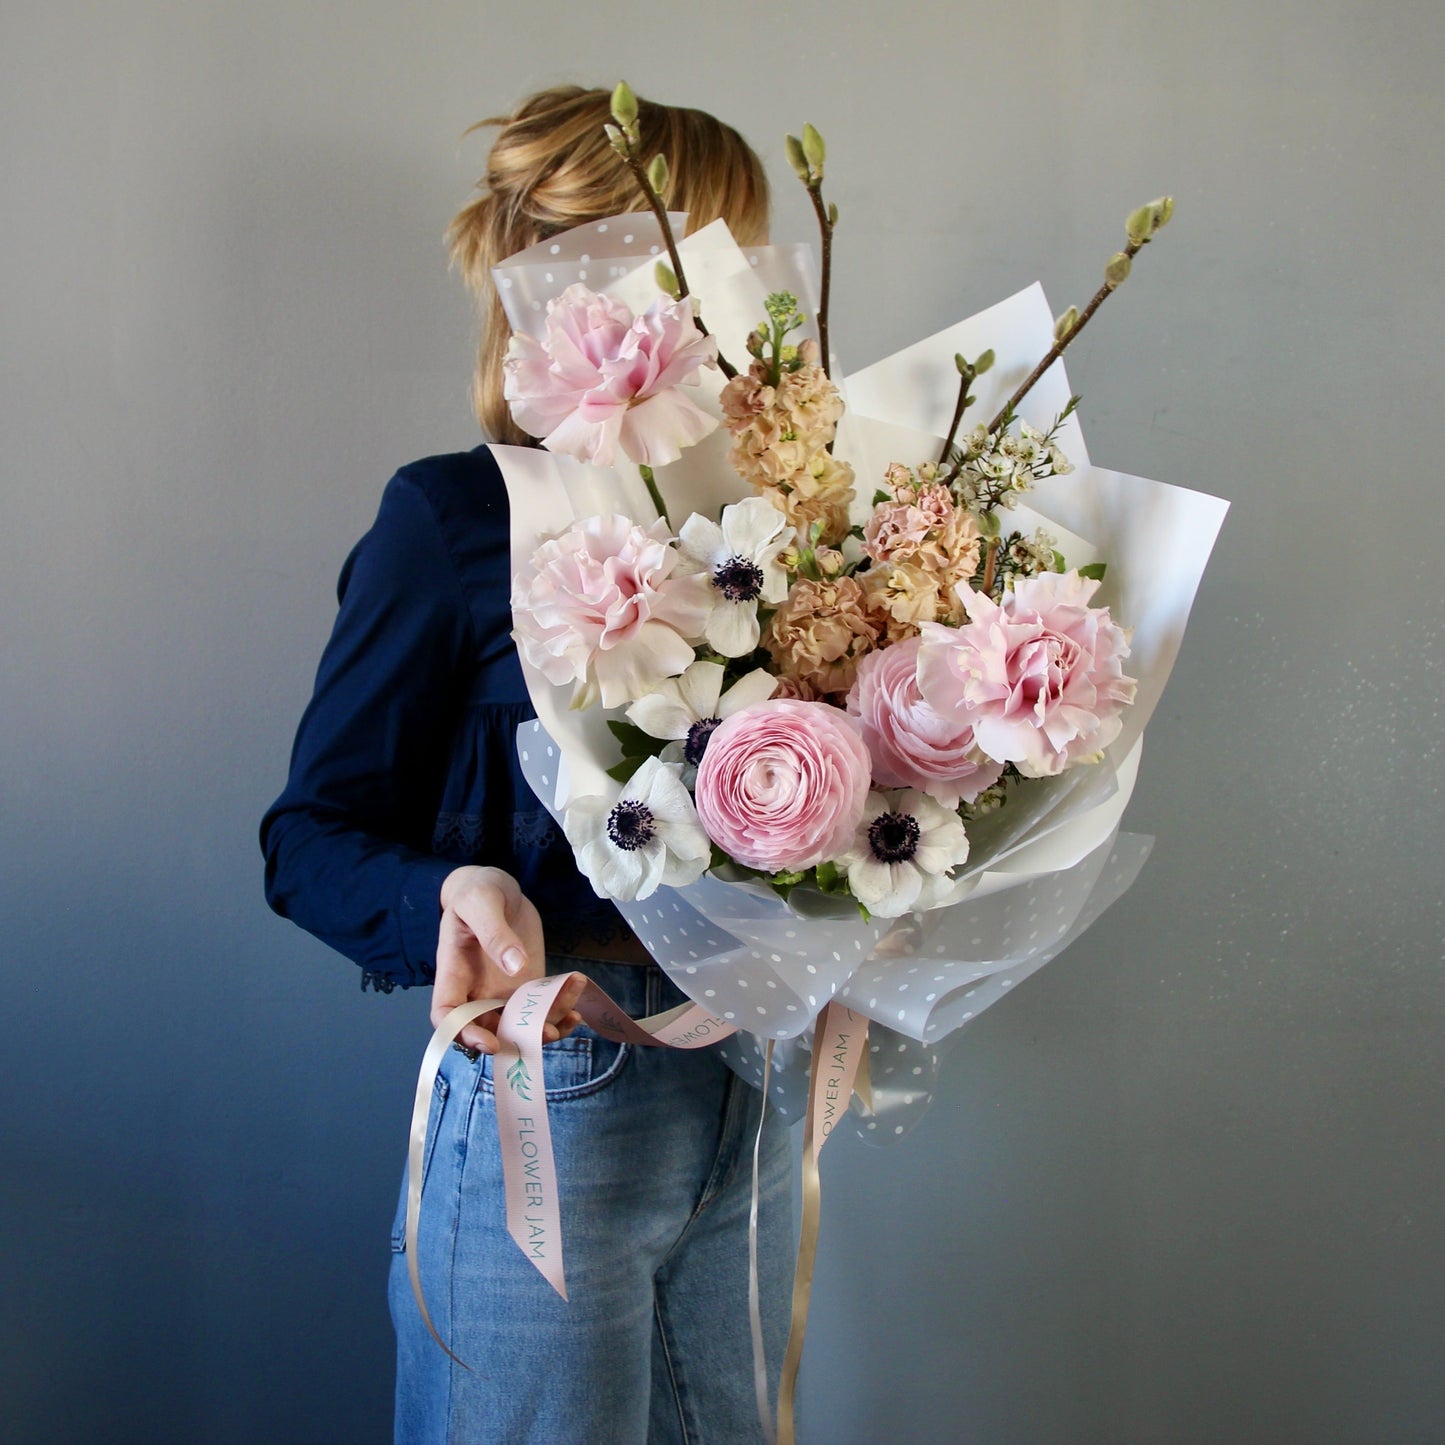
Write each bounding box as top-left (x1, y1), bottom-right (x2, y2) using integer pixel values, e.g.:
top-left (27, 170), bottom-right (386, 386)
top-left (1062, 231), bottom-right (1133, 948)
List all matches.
top-left (494, 92), bottom-right (1223, 1073)
top-left (409, 85), bottom-right (1226, 1439)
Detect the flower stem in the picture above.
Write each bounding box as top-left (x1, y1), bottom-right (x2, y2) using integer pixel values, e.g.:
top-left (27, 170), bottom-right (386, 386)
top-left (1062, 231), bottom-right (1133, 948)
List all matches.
top-left (936, 365), bottom-right (975, 466)
top-left (639, 463), bottom-right (671, 529)
top-left (980, 538), bottom-right (1000, 597)
top-left (804, 182), bottom-right (833, 380)
top-left (986, 237), bottom-right (1143, 434)
top-left (618, 152), bottom-right (738, 380)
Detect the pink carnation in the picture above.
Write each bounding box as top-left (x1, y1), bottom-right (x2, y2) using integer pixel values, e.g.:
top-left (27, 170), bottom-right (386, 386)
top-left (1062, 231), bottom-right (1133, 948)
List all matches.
top-left (512, 514), bottom-right (714, 709)
top-left (504, 284), bottom-right (719, 467)
top-left (693, 699), bottom-right (871, 872)
top-left (916, 571), bottom-right (1137, 777)
top-left (846, 636), bottom-right (1004, 806)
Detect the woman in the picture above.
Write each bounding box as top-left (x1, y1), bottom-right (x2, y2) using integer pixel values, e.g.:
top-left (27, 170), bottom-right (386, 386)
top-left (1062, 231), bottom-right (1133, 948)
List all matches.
top-left (260, 86), bottom-right (790, 1443)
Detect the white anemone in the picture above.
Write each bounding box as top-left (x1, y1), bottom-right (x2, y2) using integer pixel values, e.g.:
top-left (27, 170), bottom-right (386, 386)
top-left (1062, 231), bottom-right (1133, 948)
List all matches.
top-left (839, 789), bottom-right (970, 918)
top-left (624, 660), bottom-right (778, 784)
top-left (677, 496), bottom-right (792, 657)
top-left (563, 757), bottom-right (712, 902)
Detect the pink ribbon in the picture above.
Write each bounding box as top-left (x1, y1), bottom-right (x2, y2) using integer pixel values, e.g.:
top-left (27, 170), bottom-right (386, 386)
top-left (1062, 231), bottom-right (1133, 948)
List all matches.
top-left (405, 972), bottom-right (736, 1357)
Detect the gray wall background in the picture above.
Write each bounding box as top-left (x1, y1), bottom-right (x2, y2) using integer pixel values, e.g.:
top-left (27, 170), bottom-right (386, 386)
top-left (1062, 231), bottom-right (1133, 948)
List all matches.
top-left (3, 2), bottom-right (1441, 1442)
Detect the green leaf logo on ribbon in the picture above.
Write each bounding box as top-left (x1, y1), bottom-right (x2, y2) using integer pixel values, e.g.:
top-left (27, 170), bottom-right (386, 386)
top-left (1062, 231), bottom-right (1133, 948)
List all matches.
top-left (506, 1058), bottom-right (533, 1101)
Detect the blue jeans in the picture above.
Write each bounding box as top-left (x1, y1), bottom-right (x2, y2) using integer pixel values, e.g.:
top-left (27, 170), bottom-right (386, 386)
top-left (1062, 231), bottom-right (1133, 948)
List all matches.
top-left (388, 961), bottom-right (795, 1444)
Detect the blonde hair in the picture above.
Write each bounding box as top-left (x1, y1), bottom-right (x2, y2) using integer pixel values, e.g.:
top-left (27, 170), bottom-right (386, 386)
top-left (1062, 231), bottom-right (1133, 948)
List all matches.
top-left (448, 85), bottom-right (771, 445)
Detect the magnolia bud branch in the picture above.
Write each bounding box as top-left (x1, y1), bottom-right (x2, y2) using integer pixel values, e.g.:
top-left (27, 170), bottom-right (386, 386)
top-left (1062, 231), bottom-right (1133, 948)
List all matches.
top-left (986, 197), bottom-right (1172, 434)
top-left (608, 82), bottom-right (738, 380)
top-left (936, 349), bottom-right (994, 467)
top-left (788, 124), bottom-right (834, 379)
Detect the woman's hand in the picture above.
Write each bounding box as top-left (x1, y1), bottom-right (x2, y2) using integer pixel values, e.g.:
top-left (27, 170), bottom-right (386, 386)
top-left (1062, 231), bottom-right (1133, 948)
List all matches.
top-left (432, 866), bottom-right (585, 1054)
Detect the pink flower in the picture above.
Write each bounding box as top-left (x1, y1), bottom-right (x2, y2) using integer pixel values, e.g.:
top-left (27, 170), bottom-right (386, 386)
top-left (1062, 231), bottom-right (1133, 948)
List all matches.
top-left (862, 499), bottom-right (933, 563)
top-left (846, 636), bottom-right (1004, 806)
top-left (916, 571), bottom-right (1137, 777)
top-left (693, 699), bottom-right (871, 873)
top-left (512, 514), bottom-right (714, 709)
top-left (504, 284), bottom-right (719, 467)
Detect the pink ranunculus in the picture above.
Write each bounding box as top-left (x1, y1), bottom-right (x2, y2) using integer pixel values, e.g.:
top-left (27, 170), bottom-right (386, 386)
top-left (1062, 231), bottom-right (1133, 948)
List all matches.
top-left (503, 284), bottom-right (719, 467)
top-left (916, 571), bottom-right (1137, 777)
top-left (846, 636), bottom-right (1005, 806)
top-left (511, 514), bottom-right (714, 709)
top-left (693, 699), bottom-right (871, 873)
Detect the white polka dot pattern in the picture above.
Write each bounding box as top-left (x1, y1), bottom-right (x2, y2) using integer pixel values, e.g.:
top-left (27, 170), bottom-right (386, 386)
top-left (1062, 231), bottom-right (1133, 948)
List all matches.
top-left (519, 718), bottom-right (1152, 1069)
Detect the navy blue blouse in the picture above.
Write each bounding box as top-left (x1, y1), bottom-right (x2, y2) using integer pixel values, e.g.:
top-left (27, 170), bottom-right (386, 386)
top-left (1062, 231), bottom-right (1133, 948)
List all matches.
top-left (260, 446), bottom-right (625, 991)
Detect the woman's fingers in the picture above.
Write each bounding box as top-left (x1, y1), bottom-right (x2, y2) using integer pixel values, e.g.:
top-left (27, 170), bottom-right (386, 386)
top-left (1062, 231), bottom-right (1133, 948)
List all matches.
top-left (431, 870), bottom-right (598, 1053)
top-left (449, 881), bottom-right (534, 978)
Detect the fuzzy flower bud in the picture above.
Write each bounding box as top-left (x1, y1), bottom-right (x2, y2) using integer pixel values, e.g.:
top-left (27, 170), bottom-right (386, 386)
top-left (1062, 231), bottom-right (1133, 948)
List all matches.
top-left (801, 123), bottom-right (826, 176)
top-left (610, 81), bottom-right (639, 131)
top-left (785, 133), bottom-right (809, 181)
top-left (1126, 204), bottom-right (1156, 246)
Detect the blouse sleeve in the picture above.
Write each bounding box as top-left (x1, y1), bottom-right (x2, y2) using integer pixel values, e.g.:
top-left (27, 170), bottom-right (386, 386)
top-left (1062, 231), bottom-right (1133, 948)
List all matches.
top-left (259, 468), bottom-right (474, 989)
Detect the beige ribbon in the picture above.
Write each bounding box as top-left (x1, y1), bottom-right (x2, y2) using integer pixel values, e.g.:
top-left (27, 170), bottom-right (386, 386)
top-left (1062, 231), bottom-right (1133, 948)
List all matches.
top-left (777, 1003), bottom-right (870, 1445)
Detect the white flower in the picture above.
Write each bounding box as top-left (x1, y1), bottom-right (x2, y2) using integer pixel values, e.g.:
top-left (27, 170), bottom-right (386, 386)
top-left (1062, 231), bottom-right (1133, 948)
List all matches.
top-left (625, 660), bottom-right (777, 783)
top-left (677, 496), bottom-right (792, 657)
top-left (563, 757), bottom-right (711, 902)
top-left (838, 789), bottom-right (970, 918)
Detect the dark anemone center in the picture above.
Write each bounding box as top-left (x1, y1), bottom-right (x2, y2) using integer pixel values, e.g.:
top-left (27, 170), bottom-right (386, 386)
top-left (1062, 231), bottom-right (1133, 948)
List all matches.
top-left (712, 555), bottom-right (765, 603)
top-left (683, 716), bottom-right (722, 766)
top-left (868, 810), bottom-right (921, 864)
top-left (606, 799), bottom-right (656, 851)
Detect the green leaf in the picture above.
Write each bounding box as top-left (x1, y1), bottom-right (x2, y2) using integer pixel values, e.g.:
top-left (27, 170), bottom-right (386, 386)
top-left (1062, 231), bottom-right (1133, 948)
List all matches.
top-left (1051, 549), bottom-right (1067, 572)
top-left (506, 1058), bottom-right (533, 1101)
top-left (872, 489), bottom-right (892, 506)
top-left (711, 857), bottom-right (765, 883)
top-left (606, 718), bottom-right (654, 753)
top-left (1077, 561), bottom-right (1107, 581)
top-left (606, 756), bottom-right (648, 783)
top-left (814, 860), bottom-right (853, 896)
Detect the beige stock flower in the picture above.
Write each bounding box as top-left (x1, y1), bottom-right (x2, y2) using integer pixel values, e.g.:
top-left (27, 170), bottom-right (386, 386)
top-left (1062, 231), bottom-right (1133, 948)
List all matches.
top-left (765, 574), bottom-right (880, 697)
top-left (862, 561), bottom-right (948, 642)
